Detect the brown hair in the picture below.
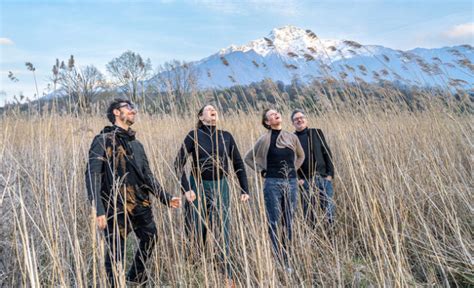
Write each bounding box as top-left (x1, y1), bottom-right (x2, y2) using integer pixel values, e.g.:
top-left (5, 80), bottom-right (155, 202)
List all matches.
top-left (106, 98), bottom-right (132, 124)
top-left (261, 108), bottom-right (271, 130)
top-left (196, 104), bottom-right (215, 129)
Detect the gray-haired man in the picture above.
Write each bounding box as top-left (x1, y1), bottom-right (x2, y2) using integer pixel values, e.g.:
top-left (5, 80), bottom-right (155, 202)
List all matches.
top-left (291, 109), bottom-right (335, 227)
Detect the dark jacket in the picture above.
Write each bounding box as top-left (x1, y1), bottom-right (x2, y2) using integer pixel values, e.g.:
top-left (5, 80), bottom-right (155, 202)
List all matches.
top-left (295, 128), bottom-right (334, 179)
top-left (175, 125), bottom-right (249, 195)
top-left (85, 126), bottom-right (172, 217)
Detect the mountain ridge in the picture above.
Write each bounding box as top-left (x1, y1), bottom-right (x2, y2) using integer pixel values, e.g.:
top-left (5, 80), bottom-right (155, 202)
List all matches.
top-left (161, 25), bottom-right (473, 89)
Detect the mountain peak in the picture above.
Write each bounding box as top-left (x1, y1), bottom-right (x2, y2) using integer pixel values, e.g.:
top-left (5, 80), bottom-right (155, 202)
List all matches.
top-left (268, 25), bottom-right (308, 41)
top-left (219, 25), bottom-right (342, 57)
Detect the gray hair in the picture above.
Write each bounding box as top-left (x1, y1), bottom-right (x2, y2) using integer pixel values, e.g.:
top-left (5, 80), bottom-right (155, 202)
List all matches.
top-left (290, 109), bottom-right (305, 121)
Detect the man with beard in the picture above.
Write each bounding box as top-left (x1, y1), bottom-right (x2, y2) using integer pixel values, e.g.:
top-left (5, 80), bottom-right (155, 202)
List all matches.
top-left (85, 99), bottom-right (181, 286)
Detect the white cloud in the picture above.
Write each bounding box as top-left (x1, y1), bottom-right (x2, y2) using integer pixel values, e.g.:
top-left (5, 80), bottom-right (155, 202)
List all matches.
top-left (0, 38), bottom-right (14, 45)
top-left (443, 22), bottom-right (474, 40)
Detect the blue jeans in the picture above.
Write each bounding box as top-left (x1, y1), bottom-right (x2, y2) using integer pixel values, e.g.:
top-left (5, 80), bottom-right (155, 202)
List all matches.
top-left (301, 176), bottom-right (335, 226)
top-left (263, 177), bottom-right (297, 265)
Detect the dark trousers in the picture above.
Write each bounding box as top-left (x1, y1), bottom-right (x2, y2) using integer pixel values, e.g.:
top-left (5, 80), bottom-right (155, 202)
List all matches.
top-left (263, 177), bottom-right (297, 266)
top-left (300, 175), bottom-right (335, 227)
top-left (104, 207), bottom-right (157, 285)
top-left (184, 176), bottom-right (232, 277)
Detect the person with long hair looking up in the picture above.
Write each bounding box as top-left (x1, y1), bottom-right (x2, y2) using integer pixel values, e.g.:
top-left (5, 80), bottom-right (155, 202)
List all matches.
top-left (175, 104), bottom-right (249, 287)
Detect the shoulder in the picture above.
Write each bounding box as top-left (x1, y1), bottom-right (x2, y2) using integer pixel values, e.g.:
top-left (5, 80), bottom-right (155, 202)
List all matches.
top-left (91, 133), bottom-right (104, 142)
top-left (129, 138), bottom-right (145, 153)
top-left (185, 129), bottom-right (196, 140)
top-left (257, 131), bottom-right (270, 141)
top-left (88, 133), bottom-right (108, 156)
top-left (220, 130), bottom-right (234, 139)
top-left (134, 138), bottom-right (145, 147)
top-left (281, 130), bottom-right (298, 139)
top-left (307, 127), bottom-right (323, 136)
top-left (248, 132), bottom-right (268, 149)
top-left (92, 127), bottom-right (119, 144)
top-left (90, 132), bottom-right (108, 147)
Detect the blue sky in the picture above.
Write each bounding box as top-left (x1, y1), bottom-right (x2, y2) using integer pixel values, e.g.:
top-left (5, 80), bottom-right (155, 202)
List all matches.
top-left (1, 0), bottom-right (473, 106)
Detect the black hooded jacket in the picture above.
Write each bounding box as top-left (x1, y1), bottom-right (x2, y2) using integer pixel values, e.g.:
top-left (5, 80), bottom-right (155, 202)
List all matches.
top-left (85, 126), bottom-right (172, 216)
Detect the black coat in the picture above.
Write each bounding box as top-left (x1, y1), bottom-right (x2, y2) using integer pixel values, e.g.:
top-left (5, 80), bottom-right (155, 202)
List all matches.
top-left (295, 128), bottom-right (334, 179)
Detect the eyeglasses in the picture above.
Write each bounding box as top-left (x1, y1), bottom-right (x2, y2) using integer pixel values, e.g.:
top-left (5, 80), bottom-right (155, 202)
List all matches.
top-left (118, 103), bottom-right (137, 111)
top-left (293, 116), bottom-right (306, 122)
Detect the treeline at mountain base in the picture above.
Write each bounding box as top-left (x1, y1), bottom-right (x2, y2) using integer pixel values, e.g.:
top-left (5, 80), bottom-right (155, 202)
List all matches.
top-left (2, 77), bottom-right (473, 116)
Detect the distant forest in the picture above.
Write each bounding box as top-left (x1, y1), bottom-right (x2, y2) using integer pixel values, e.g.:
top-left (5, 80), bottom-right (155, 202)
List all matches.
top-left (3, 51), bottom-right (473, 115)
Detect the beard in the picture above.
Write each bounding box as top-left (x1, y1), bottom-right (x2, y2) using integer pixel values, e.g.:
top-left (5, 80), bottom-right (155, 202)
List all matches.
top-left (119, 111), bottom-right (135, 126)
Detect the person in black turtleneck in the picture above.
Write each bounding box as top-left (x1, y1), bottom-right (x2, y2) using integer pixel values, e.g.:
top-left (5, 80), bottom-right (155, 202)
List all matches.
top-left (291, 109), bottom-right (335, 227)
top-left (266, 128), bottom-right (297, 179)
top-left (175, 104), bottom-right (249, 285)
top-left (85, 99), bottom-right (181, 286)
top-left (244, 108), bottom-right (305, 273)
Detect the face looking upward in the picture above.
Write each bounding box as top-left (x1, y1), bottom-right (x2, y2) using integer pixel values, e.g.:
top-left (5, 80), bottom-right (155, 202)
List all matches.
top-left (292, 112), bottom-right (308, 131)
top-left (265, 109), bottom-right (282, 128)
top-left (199, 105), bottom-right (218, 126)
top-left (114, 102), bottom-right (137, 127)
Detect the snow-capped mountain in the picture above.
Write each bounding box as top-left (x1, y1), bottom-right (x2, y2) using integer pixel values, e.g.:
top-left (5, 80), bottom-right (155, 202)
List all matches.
top-left (157, 25), bottom-right (473, 89)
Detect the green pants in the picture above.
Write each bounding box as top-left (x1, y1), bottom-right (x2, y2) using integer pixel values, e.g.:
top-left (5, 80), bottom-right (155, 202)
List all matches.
top-left (184, 176), bottom-right (231, 276)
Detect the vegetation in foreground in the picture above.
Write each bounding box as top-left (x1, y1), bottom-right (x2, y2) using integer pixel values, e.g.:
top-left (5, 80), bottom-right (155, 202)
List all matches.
top-left (0, 96), bottom-right (472, 286)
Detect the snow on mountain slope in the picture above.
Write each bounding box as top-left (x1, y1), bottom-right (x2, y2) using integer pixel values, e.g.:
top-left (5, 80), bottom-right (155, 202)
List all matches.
top-left (41, 26), bottom-right (472, 103)
top-left (178, 25), bottom-right (474, 89)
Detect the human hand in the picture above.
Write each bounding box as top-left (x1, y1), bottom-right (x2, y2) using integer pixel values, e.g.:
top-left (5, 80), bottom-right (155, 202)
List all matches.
top-left (96, 215), bottom-right (107, 230)
top-left (184, 190), bottom-right (196, 202)
top-left (169, 197), bottom-right (182, 208)
top-left (240, 194), bottom-right (250, 202)
top-left (298, 179), bottom-right (305, 186)
top-left (325, 176), bottom-right (333, 181)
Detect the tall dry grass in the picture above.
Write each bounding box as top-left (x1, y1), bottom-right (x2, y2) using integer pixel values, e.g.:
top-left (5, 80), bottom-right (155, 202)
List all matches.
top-left (0, 99), bottom-right (472, 287)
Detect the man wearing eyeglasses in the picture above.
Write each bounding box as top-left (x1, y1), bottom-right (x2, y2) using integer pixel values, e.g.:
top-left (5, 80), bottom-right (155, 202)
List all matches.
top-left (85, 98), bottom-right (181, 286)
top-left (291, 109), bottom-right (335, 228)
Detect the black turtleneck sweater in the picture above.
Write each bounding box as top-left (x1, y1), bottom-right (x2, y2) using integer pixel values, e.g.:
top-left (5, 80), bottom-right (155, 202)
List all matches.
top-left (265, 129), bottom-right (296, 179)
top-left (175, 125), bottom-right (249, 194)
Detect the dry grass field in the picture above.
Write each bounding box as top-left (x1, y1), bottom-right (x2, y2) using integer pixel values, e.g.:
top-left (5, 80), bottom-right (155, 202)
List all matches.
top-left (0, 99), bottom-right (472, 286)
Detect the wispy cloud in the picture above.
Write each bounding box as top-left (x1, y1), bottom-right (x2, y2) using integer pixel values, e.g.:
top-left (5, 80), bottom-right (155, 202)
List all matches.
top-left (442, 22), bottom-right (474, 40)
top-left (0, 38), bottom-right (14, 45)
